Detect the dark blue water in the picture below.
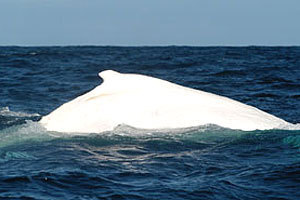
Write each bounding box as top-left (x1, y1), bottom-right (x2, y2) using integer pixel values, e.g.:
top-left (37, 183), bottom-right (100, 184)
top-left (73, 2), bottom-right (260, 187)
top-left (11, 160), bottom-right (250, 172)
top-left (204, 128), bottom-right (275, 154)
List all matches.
top-left (0, 46), bottom-right (300, 199)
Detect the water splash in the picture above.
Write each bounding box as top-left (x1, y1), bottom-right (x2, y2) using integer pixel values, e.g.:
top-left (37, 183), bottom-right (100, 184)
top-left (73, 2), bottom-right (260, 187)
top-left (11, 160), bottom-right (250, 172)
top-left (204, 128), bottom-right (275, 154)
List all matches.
top-left (0, 107), bottom-right (40, 118)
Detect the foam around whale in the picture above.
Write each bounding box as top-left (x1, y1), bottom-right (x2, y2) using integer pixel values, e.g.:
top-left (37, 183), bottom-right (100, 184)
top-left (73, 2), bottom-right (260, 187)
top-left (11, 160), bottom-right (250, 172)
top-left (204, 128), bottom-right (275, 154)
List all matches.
top-left (39, 70), bottom-right (295, 133)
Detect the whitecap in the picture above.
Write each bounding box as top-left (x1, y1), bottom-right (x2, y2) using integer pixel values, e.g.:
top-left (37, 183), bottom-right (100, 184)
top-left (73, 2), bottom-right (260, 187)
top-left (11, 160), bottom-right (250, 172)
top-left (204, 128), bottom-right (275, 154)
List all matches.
top-left (0, 107), bottom-right (40, 118)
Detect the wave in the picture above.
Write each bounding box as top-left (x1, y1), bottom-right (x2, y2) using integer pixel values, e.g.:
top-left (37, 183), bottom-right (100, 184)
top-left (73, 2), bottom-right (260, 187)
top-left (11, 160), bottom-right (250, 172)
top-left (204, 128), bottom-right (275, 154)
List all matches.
top-left (1, 107), bottom-right (299, 150)
top-left (0, 107), bottom-right (40, 118)
top-left (1, 121), bottom-right (299, 150)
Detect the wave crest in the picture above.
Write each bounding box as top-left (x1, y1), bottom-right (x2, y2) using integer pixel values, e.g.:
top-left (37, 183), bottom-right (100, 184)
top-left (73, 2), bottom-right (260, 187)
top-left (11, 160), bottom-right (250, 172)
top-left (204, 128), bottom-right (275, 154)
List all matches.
top-left (0, 107), bottom-right (40, 118)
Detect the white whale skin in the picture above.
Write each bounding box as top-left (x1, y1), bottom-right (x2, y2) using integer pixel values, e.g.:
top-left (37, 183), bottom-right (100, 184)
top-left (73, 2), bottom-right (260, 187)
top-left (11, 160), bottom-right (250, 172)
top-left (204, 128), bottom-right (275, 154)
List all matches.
top-left (39, 70), bottom-right (293, 133)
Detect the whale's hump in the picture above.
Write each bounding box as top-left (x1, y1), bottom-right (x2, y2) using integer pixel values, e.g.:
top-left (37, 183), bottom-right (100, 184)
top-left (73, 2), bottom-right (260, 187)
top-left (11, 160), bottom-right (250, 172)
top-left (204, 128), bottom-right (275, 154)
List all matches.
top-left (98, 70), bottom-right (173, 92)
top-left (98, 70), bottom-right (121, 81)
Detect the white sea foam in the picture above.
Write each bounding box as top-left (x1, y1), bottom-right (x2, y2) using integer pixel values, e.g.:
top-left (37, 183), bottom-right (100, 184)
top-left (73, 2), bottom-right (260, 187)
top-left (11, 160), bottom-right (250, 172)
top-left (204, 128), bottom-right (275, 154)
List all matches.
top-left (0, 107), bottom-right (40, 118)
top-left (0, 120), bottom-right (52, 148)
top-left (277, 123), bottom-right (300, 131)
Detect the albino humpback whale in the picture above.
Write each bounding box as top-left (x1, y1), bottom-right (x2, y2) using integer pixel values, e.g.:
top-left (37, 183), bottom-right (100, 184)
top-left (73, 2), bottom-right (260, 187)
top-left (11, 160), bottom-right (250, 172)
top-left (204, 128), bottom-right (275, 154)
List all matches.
top-left (40, 70), bottom-right (295, 133)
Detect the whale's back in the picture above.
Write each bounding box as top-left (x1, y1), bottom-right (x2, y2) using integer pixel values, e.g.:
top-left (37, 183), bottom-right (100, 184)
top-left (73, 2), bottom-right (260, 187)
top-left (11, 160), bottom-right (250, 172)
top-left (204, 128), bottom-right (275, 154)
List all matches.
top-left (40, 70), bottom-right (291, 133)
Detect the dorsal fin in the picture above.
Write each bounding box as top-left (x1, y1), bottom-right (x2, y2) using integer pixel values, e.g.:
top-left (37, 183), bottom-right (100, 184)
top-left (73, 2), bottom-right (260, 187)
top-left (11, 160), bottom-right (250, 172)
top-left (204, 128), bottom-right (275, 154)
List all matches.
top-left (98, 70), bottom-right (121, 81)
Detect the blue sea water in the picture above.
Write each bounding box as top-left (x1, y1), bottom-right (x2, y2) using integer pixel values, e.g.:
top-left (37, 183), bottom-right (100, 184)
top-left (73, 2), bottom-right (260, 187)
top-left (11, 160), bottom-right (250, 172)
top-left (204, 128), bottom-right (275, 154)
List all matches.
top-left (0, 46), bottom-right (299, 199)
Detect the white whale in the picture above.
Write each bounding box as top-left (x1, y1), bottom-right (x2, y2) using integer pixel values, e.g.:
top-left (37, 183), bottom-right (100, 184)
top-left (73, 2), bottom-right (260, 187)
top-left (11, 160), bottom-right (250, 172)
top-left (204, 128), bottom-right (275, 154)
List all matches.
top-left (40, 70), bottom-right (295, 133)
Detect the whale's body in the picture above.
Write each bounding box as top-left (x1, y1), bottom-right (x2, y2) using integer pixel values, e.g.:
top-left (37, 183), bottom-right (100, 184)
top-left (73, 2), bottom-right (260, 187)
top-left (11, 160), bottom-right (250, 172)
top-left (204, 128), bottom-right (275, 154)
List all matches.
top-left (40, 70), bottom-right (293, 133)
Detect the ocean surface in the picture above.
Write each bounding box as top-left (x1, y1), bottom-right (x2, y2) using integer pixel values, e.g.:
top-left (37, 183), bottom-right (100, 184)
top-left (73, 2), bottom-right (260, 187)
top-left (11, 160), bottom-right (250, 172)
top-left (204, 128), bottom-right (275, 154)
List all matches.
top-left (0, 46), bottom-right (299, 200)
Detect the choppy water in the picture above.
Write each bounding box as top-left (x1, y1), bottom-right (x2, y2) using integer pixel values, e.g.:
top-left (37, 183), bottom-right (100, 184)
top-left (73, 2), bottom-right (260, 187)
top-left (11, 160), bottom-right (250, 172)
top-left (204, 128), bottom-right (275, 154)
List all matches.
top-left (0, 46), bottom-right (299, 199)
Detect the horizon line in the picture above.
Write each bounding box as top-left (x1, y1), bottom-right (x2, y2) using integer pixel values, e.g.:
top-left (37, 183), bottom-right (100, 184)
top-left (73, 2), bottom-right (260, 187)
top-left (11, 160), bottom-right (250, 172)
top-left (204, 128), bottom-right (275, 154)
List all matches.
top-left (1, 44), bottom-right (300, 48)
